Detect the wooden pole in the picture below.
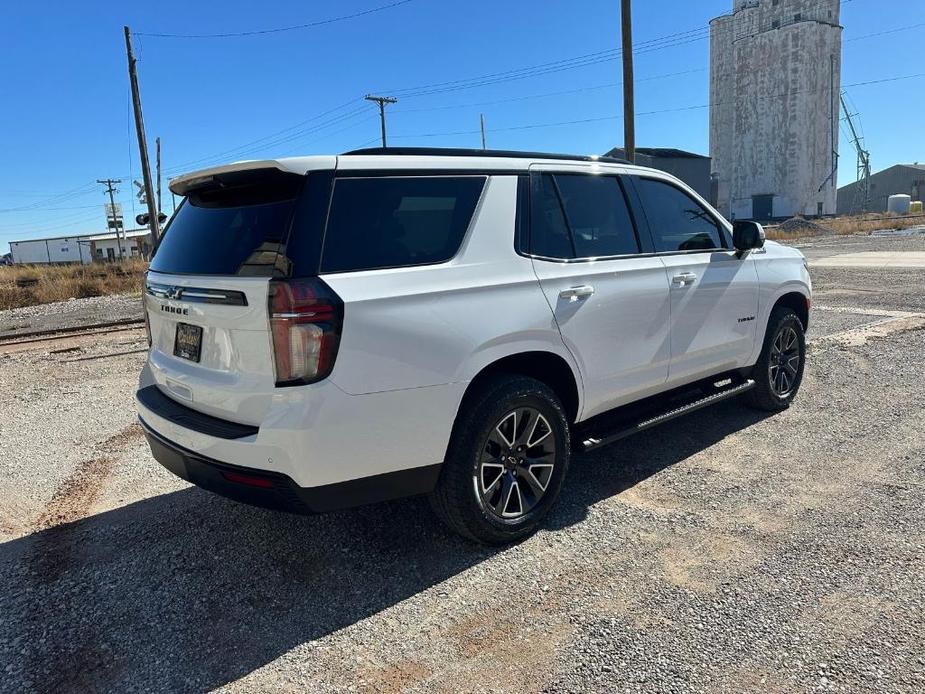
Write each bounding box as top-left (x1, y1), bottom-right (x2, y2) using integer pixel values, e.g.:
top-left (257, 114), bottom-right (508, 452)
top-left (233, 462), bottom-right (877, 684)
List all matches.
top-left (124, 26), bottom-right (161, 254)
top-left (620, 0), bottom-right (636, 163)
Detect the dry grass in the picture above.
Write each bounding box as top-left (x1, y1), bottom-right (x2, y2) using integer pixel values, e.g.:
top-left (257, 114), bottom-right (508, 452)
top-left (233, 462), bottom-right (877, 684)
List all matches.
top-left (825, 212), bottom-right (925, 236)
top-left (765, 212), bottom-right (925, 240)
top-left (0, 260), bottom-right (146, 310)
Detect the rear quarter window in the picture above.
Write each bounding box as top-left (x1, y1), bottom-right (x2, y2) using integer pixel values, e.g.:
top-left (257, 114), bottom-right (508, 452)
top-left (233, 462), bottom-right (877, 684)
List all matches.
top-left (320, 176), bottom-right (485, 273)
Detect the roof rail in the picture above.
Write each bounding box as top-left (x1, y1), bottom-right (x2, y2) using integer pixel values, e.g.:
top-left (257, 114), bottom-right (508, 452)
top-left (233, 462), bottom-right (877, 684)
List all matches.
top-left (342, 146), bottom-right (631, 165)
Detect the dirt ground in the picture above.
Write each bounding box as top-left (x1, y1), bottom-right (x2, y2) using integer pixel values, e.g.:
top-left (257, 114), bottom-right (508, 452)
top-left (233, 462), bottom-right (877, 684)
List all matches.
top-left (0, 234), bottom-right (923, 693)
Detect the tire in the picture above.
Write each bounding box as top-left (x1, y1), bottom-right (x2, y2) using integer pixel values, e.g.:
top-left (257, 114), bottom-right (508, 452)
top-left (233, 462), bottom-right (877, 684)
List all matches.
top-left (429, 375), bottom-right (571, 545)
top-left (744, 306), bottom-right (806, 411)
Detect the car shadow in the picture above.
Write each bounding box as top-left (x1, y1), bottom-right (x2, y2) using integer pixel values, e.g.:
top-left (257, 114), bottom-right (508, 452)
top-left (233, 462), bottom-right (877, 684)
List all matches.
top-left (1, 401), bottom-right (772, 692)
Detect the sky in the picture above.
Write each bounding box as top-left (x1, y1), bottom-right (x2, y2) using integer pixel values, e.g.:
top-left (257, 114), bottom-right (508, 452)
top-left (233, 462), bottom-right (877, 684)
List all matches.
top-left (1, 0), bottom-right (922, 245)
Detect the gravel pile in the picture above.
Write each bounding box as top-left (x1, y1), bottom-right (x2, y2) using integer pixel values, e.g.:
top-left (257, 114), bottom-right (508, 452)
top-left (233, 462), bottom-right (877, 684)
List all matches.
top-left (0, 236), bottom-right (923, 693)
top-left (776, 216), bottom-right (834, 236)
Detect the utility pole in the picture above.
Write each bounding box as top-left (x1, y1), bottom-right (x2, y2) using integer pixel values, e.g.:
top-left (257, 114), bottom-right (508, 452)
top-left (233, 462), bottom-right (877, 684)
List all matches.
top-left (97, 178), bottom-right (125, 260)
top-left (829, 54), bottom-right (838, 191)
top-left (156, 136), bottom-right (162, 216)
top-left (620, 0), bottom-right (636, 164)
top-left (365, 94), bottom-right (398, 148)
top-left (125, 26), bottom-right (161, 254)
top-left (480, 113), bottom-right (487, 150)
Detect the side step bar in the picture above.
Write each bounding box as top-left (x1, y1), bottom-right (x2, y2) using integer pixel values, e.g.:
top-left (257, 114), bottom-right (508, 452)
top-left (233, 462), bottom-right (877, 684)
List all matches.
top-left (580, 379), bottom-right (756, 452)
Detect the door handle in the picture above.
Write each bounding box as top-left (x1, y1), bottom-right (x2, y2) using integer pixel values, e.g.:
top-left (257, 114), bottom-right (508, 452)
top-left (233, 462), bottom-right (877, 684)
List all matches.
top-left (559, 285), bottom-right (594, 302)
top-left (672, 272), bottom-right (698, 286)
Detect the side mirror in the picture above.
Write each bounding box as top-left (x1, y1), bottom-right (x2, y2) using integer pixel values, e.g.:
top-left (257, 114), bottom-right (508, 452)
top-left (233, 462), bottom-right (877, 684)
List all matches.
top-left (733, 220), bottom-right (765, 254)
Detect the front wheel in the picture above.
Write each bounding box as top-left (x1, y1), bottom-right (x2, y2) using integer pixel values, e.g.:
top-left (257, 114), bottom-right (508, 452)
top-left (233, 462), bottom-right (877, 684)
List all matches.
top-left (745, 307), bottom-right (806, 411)
top-left (429, 375), bottom-right (570, 544)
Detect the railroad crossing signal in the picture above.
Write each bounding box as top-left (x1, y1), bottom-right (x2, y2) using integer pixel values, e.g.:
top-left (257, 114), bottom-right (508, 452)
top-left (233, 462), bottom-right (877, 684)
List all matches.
top-left (136, 212), bottom-right (168, 226)
top-left (134, 179), bottom-right (147, 205)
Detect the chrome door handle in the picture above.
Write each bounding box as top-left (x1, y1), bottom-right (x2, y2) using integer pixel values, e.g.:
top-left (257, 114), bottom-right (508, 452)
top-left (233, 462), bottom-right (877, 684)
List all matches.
top-left (559, 285), bottom-right (594, 302)
top-left (672, 272), bottom-right (698, 286)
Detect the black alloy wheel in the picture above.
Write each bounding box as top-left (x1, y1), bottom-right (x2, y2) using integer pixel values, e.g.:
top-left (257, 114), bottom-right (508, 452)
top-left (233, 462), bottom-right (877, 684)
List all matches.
top-left (476, 407), bottom-right (557, 520)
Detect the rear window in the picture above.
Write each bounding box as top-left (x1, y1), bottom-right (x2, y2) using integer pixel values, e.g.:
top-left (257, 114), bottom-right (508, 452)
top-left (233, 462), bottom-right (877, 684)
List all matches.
top-left (320, 176), bottom-right (485, 273)
top-left (150, 170), bottom-right (303, 276)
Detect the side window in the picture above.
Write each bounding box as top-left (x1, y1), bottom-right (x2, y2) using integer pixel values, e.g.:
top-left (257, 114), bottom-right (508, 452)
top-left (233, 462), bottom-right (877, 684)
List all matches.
top-left (530, 174), bottom-right (574, 259)
top-left (635, 178), bottom-right (725, 252)
top-left (554, 174), bottom-right (639, 257)
top-left (320, 176), bottom-right (485, 273)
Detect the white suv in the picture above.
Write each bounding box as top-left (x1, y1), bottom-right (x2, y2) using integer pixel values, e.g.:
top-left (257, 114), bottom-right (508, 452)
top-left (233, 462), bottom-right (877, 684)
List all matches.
top-left (137, 147), bottom-right (811, 544)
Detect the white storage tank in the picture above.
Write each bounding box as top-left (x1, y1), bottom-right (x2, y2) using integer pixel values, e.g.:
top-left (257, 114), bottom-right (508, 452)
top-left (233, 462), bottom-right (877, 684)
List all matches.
top-left (887, 194), bottom-right (912, 214)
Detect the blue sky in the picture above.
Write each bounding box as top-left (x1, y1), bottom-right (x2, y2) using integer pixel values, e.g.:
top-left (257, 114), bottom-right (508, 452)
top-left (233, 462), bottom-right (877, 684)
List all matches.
top-left (1, 0), bottom-right (922, 244)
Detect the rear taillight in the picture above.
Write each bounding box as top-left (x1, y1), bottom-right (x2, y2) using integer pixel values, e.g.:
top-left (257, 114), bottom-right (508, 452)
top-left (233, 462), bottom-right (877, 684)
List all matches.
top-left (268, 278), bottom-right (343, 386)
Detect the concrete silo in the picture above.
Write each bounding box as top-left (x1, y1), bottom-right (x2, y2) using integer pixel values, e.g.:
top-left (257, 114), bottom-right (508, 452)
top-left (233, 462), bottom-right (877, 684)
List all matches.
top-left (709, 0), bottom-right (842, 220)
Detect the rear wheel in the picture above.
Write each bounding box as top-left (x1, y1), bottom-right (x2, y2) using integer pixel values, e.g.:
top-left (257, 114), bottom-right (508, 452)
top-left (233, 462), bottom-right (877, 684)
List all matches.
top-left (430, 376), bottom-right (570, 544)
top-left (745, 307), bottom-right (806, 411)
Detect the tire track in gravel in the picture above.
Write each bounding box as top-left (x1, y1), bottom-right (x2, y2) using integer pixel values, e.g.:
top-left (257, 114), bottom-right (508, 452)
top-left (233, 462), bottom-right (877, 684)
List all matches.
top-left (28, 422), bottom-right (143, 581)
top-left (17, 423), bottom-right (144, 693)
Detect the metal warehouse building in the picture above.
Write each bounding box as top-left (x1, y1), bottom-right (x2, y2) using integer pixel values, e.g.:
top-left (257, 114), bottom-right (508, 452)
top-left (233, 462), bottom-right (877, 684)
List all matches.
top-left (837, 164), bottom-right (925, 215)
top-left (9, 229), bottom-right (152, 265)
top-left (604, 147), bottom-right (713, 202)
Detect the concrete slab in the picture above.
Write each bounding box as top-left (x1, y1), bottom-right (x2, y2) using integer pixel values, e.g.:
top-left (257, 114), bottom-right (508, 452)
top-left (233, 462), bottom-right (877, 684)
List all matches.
top-left (870, 226), bottom-right (925, 237)
top-left (811, 251), bottom-right (925, 268)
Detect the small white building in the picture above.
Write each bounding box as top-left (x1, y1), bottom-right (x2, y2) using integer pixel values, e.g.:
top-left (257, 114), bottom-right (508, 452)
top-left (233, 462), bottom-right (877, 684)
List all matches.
top-left (8, 228), bottom-right (153, 265)
top-left (89, 229), bottom-right (152, 262)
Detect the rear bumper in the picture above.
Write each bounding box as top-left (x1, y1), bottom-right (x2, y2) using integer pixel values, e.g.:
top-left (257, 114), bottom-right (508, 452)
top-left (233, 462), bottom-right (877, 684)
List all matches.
top-left (140, 418), bottom-right (441, 514)
top-left (136, 362), bottom-right (463, 489)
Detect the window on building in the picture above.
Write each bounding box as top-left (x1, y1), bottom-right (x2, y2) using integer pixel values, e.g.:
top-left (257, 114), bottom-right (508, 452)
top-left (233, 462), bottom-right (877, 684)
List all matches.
top-left (794, 12), bottom-right (802, 21)
top-left (817, 202), bottom-right (824, 216)
top-left (772, 19), bottom-right (780, 29)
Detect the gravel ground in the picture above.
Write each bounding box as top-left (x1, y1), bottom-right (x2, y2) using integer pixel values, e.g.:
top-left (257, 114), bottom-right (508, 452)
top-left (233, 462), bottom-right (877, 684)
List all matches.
top-left (0, 235), bottom-right (923, 693)
top-left (0, 293), bottom-right (142, 337)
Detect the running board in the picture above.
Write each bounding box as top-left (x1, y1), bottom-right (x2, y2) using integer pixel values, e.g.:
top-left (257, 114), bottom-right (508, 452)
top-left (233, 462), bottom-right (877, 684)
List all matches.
top-left (580, 379), bottom-right (756, 452)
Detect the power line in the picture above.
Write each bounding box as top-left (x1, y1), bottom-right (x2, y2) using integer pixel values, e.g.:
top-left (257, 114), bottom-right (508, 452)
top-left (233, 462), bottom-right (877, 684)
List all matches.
top-left (12, 0), bottom-right (915, 223)
top-left (388, 71), bottom-right (925, 142)
top-left (275, 113), bottom-right (380, 157)
top-left (0, 182), bottom-right (98, 214)
top-left (163, 101), bottom-right (367, 174)
top-left (145, 0), bottom-right (889, 178)
top-left (845, 21), bottom-right (925, 41)
top-left (0, 212), bottom-right (104, 239)
top-left (162, 19), bottom-right (882, 168)
top-left (392, 68), bottom-right (706, 115)
top-left (380, 0), bottom-right (862, 99)
top-left (134, 0), bottom-right (414, 38)
top-left (0, 204), bottom-right (100, 214)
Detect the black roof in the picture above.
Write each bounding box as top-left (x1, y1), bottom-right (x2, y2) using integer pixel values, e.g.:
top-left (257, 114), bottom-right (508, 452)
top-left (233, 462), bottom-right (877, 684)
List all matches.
top-left (343, 147), bottom-right (631, 165)
top-left (605, 146), bottom-right (709, 160)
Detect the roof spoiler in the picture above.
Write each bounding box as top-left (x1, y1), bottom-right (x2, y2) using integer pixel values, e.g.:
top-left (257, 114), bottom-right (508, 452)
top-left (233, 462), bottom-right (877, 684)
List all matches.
top-left (169, 160), bottom-right (292, 196)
